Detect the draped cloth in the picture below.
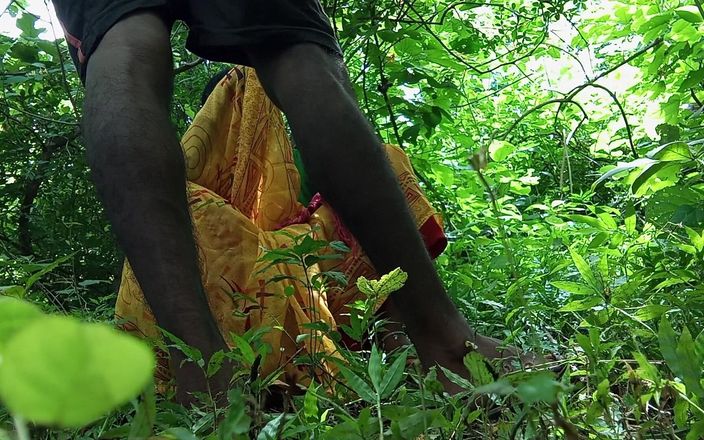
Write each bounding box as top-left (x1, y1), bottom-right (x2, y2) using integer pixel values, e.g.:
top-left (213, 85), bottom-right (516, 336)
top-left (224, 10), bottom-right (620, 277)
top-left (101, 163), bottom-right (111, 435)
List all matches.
top-left (116, 66), bottom-right (447, 386)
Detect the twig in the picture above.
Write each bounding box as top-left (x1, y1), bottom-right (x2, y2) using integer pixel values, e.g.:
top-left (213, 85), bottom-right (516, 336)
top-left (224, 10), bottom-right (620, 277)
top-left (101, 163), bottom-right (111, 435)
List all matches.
top-left (559, 115), bottom-right (587, 193)
top-left (5, 104), bottom-right (79, 126)
top-left (499, 98), bottom-right (586, 140)
top-left (45, 0), bottom-right (80, 120)
top-left (588, 83), bottom-right (638, 158)
top-left (175, 58), bottom-right (205, 74)
top-left (694, 0), bottom-right (704, 18)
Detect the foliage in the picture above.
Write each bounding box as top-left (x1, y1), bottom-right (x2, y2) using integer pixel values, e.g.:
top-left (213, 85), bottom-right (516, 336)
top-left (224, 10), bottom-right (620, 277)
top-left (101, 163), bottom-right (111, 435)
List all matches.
top-left (2, 0), bottom-right (704, 438)
top-left (0, 297), bottom-right (155, 431)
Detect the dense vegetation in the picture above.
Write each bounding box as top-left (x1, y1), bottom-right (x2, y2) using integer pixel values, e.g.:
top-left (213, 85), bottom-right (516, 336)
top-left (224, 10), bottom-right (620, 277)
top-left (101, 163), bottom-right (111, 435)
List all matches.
top-left (1, 0), bottom-right (704, 438)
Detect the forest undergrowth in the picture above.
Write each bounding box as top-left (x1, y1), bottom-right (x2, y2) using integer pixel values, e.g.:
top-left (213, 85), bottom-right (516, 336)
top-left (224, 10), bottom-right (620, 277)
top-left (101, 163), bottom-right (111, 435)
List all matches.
top-left (1, 0), bottom-right (704, 438)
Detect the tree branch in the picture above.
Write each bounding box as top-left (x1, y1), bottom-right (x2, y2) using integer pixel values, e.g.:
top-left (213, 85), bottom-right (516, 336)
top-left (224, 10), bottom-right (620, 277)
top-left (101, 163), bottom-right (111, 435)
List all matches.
top-left (18, 133), bottom-right (77, 255)
top-left (175, 58), bottom-right (205, 75)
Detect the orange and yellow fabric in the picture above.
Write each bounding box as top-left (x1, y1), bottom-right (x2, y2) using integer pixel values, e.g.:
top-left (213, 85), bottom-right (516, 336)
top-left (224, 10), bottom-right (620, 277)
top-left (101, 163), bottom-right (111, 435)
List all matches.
top-left (116, 66), bottom-right (447, 386)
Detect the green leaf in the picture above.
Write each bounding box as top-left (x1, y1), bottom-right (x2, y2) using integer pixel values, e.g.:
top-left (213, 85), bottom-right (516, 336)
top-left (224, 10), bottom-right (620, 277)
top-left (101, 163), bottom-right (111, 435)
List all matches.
top-left (473, 379), bottom-right (515, 396)
top-left (257, 413), bottom-right (286, 440)
top-left (390, 408), bottom-right (447, 439)
top-left (680, 67), bottom-right (704, 91)
top-left (231, 334), bottom-right (256, 365)
top-left (624, 203), bottom-right (637, 234)
top-left (675, 327), bottom-right (704, 398)
top-left (303, 383), bottom-right (318, 422)
top-left (674, 397), bottom-right (689, 430)
top-left (219, 390), bottom-right (251, 439)
top-left (569, 247), bottom-right (598, 290)
top-left (567, 214), bottom-right (608, 230)
top-left (551, 281), bottom-right (597, 296)
top-left (337, 365), bottom-right (377, 403)
top-left (0, 316), bottom-right (155, 428)
top-left (368, 344), bottom-right (383, 393)
top-left (356, 276), bottom-right (375, 296)
top-left (488, 140), bottom-right (515, 162)
top-left (633, 305), bottom-right (670, 321)
top-left (16, 14), bottom-right (39, 36)
top-left (675, 6), bottom-right (703, 23)
top-left (638, 13), bottom-right (672, 32)
top-left (558, 296), bottom-right (602, 312)
top-left (632, 351), bottom-right (659, 384)
top-left (646, 142), bottom-right (691, 161)
top-left (687, 420), bottom-right (704, 440)
top-left (593, 158), bottom-right (657, 187)
top-left (685, 227), bottom-right (704, 252)
top-left (0, 297), bottom-right (43, 349)
top-left (439, 366), bottom-right (474, 391)
top-left (646, 187), bottom-right (704, 227)
top-left (631, 162), bottom-right (681, 196)
top-left (659, 316), bottom-right (680, 375)
top-left (128, 381), bottom-right (156, 440)
top-left (356, 268), bottom-right (408, 299)
top-left (206, 350), bottom-right (226, 378)
top-left (696, 330), bottom-right (704, 362)
top-left (463, 352), bottom-right (493, 386)
top-left (374, 268), bottom-right (408, 296)
top-left (516, 374), bottom-right (561, 404)
top-left (23, 254), bottom-right (73, 292)
top-left (379, 348), bottom-right (408, 399)
top-left (10, 42), bottom-right (39, 63)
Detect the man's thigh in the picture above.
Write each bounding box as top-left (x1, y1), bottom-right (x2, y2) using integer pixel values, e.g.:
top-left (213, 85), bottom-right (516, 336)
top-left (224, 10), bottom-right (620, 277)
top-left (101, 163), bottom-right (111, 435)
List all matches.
top-left (52, 0), bottom-right (171, 82)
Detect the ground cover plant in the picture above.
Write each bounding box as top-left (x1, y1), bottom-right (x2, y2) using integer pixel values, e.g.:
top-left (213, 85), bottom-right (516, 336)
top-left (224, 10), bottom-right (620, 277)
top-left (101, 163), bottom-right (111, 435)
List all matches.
top-left (1, 0), bottom-right (704, 438)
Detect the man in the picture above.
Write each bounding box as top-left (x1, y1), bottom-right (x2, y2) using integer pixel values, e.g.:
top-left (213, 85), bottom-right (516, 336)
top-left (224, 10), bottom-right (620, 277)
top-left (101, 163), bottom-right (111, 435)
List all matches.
top-left (53, 1), bottom-right (534, 402)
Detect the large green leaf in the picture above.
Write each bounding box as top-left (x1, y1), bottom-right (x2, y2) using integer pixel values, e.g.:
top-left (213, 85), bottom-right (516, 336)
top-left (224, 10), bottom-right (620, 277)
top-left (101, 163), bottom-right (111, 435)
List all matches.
top-left (488, 140), bottom-right (516, 162)
top-left (646, 187), bottom-right (704, 227)
top-left (0, 297), bottom-right (43, 348)
top-left (516, 374), bottom-right (562, 404)
top-left (379, 348), bottom-right (408, 399)
top-left (0, 316), bottom-right (155, 427)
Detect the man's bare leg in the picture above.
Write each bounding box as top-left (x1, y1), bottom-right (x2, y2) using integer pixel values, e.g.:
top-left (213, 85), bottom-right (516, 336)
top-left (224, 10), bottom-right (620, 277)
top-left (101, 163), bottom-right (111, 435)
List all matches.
top-left (248, 44), bottom-right (519, 392)
top-left (83, 12), bottom-right (229, 402)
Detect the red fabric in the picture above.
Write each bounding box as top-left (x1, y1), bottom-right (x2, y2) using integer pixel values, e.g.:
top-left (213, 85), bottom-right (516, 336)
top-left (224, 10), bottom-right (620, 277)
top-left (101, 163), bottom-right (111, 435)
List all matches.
top-left (420, 216), bottom-right (448, 259)
top-left (58, 21), bottom-right (86, 63)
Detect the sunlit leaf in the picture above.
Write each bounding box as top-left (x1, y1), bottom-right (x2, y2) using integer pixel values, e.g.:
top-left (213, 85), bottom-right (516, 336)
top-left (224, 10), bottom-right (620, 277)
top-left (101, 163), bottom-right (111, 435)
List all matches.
top-left (0, 316), bottom-right (155, 428)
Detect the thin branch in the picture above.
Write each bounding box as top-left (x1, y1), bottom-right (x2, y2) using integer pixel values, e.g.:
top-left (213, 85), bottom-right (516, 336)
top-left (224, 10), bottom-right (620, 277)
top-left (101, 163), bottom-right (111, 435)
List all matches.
top-left (499, 98), bottom-right (587, 141)
top-left (6, 104), bottom-right (79, 126)
top-left (694, 0), bottom-right (704, 18)
top-left (46, 0), bottom-right (80, 120)
top-left (570, 37), bottom-right (664, 95)
top-left (174, 58), bottom-right (205, 75)
top-left (504, 38), bottom-right (663, 148)
top-left (588, 83), bottom-right (638, 158)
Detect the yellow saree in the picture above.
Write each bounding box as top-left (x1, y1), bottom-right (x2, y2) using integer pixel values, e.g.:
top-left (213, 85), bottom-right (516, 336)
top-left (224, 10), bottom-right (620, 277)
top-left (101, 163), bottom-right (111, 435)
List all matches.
top-left (116, 66), bottom-right (446, 386)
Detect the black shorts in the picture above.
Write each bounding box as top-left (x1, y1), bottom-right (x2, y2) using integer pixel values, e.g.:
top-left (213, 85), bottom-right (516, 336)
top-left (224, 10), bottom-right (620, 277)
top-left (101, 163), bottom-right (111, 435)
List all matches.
top-left (53, 0), bottom-right (342, 80)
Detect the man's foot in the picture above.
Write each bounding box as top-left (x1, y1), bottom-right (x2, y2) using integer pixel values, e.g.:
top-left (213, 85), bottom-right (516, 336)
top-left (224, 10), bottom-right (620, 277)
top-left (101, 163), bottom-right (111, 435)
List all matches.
top-left (408, 326), bottom-right (552, 395)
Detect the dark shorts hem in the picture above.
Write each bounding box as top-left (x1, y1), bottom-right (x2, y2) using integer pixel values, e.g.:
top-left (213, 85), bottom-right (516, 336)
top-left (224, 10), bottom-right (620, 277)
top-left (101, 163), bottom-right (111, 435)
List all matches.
top-left (75, 0), bottom-right (168, 80)
top-left (186, 25), bottom-right (343, 66)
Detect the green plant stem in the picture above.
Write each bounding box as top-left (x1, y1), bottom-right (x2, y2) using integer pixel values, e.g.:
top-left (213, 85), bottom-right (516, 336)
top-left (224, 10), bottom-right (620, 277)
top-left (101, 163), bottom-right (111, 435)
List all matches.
top-left (14, 416), bottom-right (30, 440)
top-left (695, 0), bottom-right (704, 18)
top-left (377, 397), bottom-right (384, 440)
top-left (475, 168), bottom-right (519, 280)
